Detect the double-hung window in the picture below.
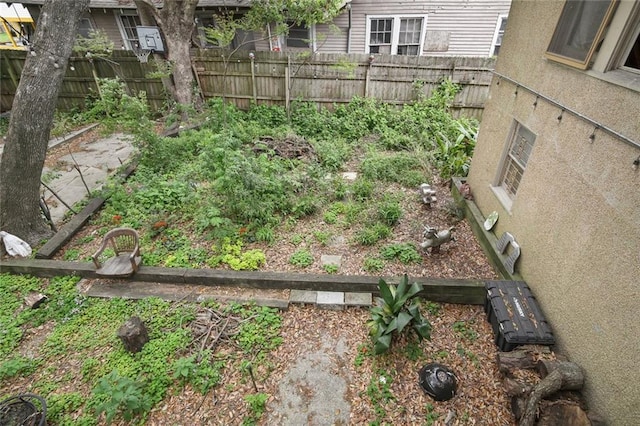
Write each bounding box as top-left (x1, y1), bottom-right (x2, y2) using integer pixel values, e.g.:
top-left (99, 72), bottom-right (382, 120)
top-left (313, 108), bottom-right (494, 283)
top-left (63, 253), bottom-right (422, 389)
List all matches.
top-left (367, 15), bottom-right (427, 56)
top-left (494, 122), bottom-right (536, 207)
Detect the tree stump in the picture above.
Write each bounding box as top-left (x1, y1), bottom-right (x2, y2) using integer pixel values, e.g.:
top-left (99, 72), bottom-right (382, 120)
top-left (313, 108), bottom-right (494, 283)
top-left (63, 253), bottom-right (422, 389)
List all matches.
top-left (519, 361), bottom-right (584, 426)
top-left (117, 316), bottom-right (149, 353)
top-left (24, 292), bottom-right (48, 309)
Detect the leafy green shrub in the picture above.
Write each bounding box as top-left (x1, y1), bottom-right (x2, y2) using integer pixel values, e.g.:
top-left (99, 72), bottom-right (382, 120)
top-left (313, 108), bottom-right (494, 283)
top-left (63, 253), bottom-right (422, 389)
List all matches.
top-left (376, 127), bottom-right (413, 151)
top-left (207, 238), bottom-right (266, 270)
top-left (289, 249), bottom-right (314, 267)
top-left (314, 230), bottom-right (331, 245)
top-left (0, 116), bottom-right (8, 137)
top-left (331, 179), bottom-right (348, 201)
top-left (355, 223), bottom-right (391, 246)
top-left (92, 370), bottom-right (152, 423)
top-left (172, 355), bottom-right (223, 394)
top-left (377, 197), bottom-right (403, 226)
top-left (255, 226), bottom-right (275, 244)
top-left (83, 78), bottom-right (151, 134)
top-left (323, 264), bottom-right (339, 274)
top-left (351, 178), bottom-right (375, 201)
top-left (431, 119), bottom-right (478, 178)
top-left (313, 137), bottom-right (353, 171)
top-left (243, 392), bottom-right (270, 425)
top-left (247, 103), bottom-right (288, 128)
top-left (290, 100), bottom-right (331, 139)
top-left (323, 210), bottom-right (338, 224)
top-left (360, 152), bottom-right (426, 187)
top-left (368, 275), bottom-right (432, 354)
top-left (363, 256), bottom-right (385, 273)
top-left (380, 243), bottom-right (422, 264)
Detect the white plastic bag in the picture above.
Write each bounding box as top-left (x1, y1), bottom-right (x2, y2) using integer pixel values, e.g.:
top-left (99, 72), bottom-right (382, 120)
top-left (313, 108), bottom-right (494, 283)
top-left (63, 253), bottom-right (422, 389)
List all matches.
top-left (0, 231), bottom-right (32, 257)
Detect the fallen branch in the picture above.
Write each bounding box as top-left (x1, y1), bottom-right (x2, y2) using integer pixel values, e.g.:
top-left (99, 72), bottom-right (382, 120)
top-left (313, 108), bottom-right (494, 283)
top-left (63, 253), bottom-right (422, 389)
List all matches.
top-left (519, 361), bottom-right (584, 426)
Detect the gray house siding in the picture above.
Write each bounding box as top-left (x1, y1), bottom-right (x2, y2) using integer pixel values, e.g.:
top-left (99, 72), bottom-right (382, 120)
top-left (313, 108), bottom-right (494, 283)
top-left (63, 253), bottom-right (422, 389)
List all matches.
top-left (25, 0), bottom-right (510, 56)
top-left (348, 0), bottom-right (511, 56)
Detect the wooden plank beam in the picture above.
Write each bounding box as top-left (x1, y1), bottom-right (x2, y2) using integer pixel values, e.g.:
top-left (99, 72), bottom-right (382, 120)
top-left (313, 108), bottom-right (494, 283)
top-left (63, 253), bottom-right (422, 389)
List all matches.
top-left (0, 258), bottom-right (489, 304)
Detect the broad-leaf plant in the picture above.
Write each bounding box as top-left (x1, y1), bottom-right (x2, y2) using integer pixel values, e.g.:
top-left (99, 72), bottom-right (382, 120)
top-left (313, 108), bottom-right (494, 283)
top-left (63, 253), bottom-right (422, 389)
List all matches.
top-left (368, 275), bottom-right (432, 354)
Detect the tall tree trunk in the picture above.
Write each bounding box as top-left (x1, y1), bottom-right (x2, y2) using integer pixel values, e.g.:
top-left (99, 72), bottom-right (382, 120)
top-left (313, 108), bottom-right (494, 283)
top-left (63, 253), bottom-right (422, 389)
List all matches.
top-left (0, 0), bottom-right (90, 246)
top-left (135, 0), bottom-right (199, 119)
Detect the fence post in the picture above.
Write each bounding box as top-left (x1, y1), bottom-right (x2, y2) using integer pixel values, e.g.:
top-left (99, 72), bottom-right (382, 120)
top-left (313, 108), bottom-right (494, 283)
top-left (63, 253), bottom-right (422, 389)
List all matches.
top-left (364, 54), bottom-right (374, 97)
top-left (285, 65), bottom-right (290, 116)
top-left (250, 52), bottom-right (257, 104)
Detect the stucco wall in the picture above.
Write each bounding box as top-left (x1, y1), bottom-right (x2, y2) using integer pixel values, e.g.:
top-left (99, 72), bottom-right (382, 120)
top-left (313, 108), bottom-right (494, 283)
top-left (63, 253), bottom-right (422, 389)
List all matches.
top-left (467, 1), bottom-right (640, 423)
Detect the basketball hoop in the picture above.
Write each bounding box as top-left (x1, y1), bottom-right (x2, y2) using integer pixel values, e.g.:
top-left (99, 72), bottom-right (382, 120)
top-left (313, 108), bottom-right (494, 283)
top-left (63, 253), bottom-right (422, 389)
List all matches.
top-left (133, 46), bottom-right (151, 63)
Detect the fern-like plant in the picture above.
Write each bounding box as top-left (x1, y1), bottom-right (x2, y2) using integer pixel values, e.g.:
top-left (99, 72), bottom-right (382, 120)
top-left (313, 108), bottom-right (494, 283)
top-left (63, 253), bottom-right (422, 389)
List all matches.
top-left (368, 275), bottom-right (432, 355)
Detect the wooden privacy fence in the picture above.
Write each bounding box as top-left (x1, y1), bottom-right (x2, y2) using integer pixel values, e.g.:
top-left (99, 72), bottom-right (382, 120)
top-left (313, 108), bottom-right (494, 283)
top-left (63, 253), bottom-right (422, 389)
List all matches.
top-left (1, 49), bottom-right (495, 118)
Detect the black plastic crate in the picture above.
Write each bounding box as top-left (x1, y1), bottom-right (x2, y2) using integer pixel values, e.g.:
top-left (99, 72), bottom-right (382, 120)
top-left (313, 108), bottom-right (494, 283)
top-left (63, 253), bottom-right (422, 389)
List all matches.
top-left (484, 281), bottom-right (555, 351)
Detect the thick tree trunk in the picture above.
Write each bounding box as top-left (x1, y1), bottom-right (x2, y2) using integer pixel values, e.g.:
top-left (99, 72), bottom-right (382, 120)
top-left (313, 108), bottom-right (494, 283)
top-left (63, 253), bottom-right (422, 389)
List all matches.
top-left (134, 1), bottom-right (177, 103)
top-left (0, 0), bottom-right (89, 245)
top-left (135, 0), bottom-right (199, 118)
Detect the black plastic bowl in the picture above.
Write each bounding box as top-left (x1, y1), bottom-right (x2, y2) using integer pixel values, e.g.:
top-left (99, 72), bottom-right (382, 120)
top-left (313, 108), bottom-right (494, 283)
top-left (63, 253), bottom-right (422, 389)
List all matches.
top-left (418, 363), bottom-right (458, 401)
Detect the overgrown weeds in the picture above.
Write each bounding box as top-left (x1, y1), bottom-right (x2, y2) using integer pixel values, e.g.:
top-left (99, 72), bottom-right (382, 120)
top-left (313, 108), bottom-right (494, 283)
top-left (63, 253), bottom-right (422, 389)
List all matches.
top-left (0, 273), bottom-right (283, 425)
top-left (56, 78), bottom-right (476, 273)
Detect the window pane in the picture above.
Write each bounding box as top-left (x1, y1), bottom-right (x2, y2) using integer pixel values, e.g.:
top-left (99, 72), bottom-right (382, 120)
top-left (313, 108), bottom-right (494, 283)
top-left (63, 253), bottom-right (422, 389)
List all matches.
top-left (287, 22), bottom-right (309, 48)
top-left (547, 0), bottom-right (613, 65)
top-left (120, 15), bottom-right (141, 48)
top-left (623, 32), bottom-right (640, 70)
top-left (399, 18), bottom-right (421, 44)
top-left (398, 45), bottom-right (419, 55)
top-left (77, 18), bottom-right (93, 38)
top-left (501, 123), bottom-right (535, 198)
top-left (370, 18), bottom-right (392, 47)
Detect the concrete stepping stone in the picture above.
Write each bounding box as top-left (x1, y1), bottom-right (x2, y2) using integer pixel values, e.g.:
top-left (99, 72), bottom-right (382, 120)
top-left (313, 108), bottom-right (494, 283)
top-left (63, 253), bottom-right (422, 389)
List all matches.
top-left (321, 254), bottom-right (342, 268)
top-left (316, 291), bottom-right (344, 310)
top-left (289, 289), bottom-right (317, 305)
top-left (341, 172), bottom-right (357, 180)
top-left (345, 292), bottom-right (373, 307)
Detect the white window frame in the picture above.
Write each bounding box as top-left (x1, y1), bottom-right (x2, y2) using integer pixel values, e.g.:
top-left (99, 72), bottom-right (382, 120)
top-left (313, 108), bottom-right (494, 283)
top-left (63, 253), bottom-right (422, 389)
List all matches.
top-left (588, 0), bottom-right (640, 91)
top-left (114, 9), bottom-right (141, 50)
top-left (490, 14), bottom-right (508, 56)
top-left (491, 121), bottom-right (536, 211)
top-left (365, 14), bottom-right (428, 56)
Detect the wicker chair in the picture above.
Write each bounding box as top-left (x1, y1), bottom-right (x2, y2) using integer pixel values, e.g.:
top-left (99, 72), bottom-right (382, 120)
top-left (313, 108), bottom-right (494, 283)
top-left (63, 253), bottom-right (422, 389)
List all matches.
top-left (92, 228), bottom-right (141, 277)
